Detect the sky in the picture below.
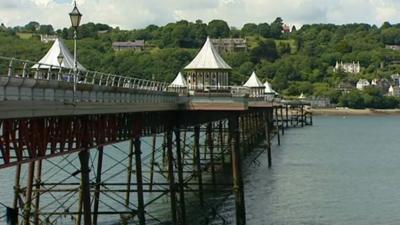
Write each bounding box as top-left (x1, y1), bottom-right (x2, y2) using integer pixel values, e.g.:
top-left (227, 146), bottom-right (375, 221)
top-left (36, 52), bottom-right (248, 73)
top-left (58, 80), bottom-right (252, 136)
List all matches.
top-left (1, 0), bottom-right (400, 30)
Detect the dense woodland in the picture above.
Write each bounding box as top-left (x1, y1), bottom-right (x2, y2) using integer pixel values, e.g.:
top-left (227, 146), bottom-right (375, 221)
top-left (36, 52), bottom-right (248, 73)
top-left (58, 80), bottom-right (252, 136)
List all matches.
top-left (2, 18), bottom-right (400, 108)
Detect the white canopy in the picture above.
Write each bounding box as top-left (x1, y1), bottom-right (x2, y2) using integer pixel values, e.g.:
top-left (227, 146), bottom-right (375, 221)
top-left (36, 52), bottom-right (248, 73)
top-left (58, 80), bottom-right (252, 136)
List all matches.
top-left (299, 93), bottom-right (306, 99)
top-left (32, 38), bottom-right (86, 70)
top-left (169, 72), bottom-right (187, 87)
top-left (243, 71), bottom-right (264, 88)
top-left (264, 80), bottom-right (277, 94)
top-left (184, 37), bottom-right (231, 70)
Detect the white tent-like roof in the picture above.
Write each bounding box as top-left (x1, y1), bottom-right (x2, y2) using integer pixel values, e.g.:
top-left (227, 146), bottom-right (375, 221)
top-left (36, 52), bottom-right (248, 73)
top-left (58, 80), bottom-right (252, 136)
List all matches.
top-left (32, 38), bottom-right (86, 70)
top-left (299, 93), bottom-right (306, 99)
top-left (264, 80), bottom-right (277, 94)
top-left (169, 72), bottom-right (187, 87)
top-left (243, 71), bottom-right (264, 88)
top-left (184, 37), bottom-right (231, 70)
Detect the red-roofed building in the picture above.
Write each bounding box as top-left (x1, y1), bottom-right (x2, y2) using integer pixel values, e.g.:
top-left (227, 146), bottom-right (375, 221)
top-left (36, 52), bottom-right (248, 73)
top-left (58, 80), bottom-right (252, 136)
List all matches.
top-left (282, 24), bottom-right (291, 34)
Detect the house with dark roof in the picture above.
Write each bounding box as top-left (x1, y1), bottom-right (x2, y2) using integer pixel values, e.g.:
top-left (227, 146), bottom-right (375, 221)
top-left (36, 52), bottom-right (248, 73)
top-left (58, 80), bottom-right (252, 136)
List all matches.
top-left (112, 40), bottom-right (145, 52)
top-left (210, 38), bottom-right (247, 53)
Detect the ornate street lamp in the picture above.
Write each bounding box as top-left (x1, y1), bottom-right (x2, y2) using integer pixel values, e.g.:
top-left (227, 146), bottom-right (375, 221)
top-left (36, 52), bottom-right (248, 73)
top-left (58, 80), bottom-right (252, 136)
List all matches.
top-left (69, 0), bottom-right (82, 101)
top-left (57, 52), bottom-right (64, 80)
top-left (57, 52), bottom-right (64, 67)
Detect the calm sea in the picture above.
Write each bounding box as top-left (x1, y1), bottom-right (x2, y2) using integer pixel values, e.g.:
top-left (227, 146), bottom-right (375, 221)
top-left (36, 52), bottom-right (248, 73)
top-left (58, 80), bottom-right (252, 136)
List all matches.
top-left (2, 116), bottom-right (400, 225)
top-left (215, 115), bottom-right (400, 225)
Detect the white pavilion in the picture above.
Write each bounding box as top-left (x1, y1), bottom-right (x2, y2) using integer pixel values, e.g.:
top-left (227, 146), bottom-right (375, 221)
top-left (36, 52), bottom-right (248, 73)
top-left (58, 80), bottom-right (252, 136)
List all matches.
top-left (264, 80), bottom-right (277, 101)
top-left (243, 71), bottom-right (265, 97)
top-left (184, 37), bottom-right (231, 91)
top-left (169, 72), bottom-right (188, 94)
top-left (32, 37), bottom-right (85, 70)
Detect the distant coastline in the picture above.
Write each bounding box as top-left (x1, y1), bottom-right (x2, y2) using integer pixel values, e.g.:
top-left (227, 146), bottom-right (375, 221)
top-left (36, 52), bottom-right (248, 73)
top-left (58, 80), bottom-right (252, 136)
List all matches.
top-left (309, 108), bottom-right (400, 116)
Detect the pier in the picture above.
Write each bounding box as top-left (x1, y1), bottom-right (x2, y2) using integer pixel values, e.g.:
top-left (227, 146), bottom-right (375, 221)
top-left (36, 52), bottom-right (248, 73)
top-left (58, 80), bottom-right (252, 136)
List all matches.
top-left (0, 37), bottom-right (311, 225)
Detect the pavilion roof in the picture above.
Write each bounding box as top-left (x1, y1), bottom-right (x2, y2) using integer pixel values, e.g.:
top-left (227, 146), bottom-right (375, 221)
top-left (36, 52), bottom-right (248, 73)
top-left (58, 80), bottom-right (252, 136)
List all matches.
top-left (184, 37), bottom-right (231, 70)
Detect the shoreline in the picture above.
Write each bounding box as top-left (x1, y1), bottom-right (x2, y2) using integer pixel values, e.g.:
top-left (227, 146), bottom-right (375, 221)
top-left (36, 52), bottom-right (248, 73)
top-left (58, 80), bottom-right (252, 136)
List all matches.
top-left (309, 108), bottom-right (400, 116)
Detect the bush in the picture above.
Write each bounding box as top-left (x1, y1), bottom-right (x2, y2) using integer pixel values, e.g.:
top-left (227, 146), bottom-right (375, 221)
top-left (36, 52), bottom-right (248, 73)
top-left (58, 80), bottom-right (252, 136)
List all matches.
top-left (339, 88), bottom-right (400, 109)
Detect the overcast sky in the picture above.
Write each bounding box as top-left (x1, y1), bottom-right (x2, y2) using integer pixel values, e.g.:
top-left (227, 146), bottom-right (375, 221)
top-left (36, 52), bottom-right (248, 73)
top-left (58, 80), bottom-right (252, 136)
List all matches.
top-left (1, 0), bottom-right (400, 29)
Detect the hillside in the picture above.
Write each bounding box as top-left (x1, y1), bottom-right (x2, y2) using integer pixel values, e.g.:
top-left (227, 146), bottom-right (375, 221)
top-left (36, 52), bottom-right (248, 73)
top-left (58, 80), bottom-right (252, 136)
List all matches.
top-left (2, 18), bottom-right (400, 108)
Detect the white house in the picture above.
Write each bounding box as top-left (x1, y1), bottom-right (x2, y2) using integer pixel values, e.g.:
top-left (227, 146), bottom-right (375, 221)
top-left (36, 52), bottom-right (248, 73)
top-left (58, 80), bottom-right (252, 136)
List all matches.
top-left (334, 61), bottom-right (361, 74)
top-left (356, 79), bottom-right (370, 90)
top-left (388, 85), bottom-right (400, 96)
top-left (298, 92), bottom-right (306, 100)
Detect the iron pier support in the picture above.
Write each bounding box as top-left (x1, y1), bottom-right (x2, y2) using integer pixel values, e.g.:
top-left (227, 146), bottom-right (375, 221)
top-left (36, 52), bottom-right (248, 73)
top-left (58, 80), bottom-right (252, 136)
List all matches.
top-left (134, 138), bottom-right (146, 225)
top-left (194, 125), bottom-right (204, 207)
top-left (229, 115), bottom-right (246, 225)
top-left (174, 127), bottom-right (186, 225)
top-left (78, 149), bottom-right (92, 225)
top-left (93, 146), bottom-right (104, 225)
top-left (166, 130), bottom-right (178, 224)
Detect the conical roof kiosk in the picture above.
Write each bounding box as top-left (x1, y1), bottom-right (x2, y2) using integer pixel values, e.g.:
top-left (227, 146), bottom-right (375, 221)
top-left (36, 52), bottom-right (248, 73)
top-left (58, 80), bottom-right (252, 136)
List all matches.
top-left (243, 71), bottom-right (265, 97)
top-left (184, 37), bottom-right (232, 92)
top-left (32, 37), bottom-right (86, 81)
top-left (33, 37), bottom-right (86, 70)
top-left (168, 72), bottom-right (188, 94)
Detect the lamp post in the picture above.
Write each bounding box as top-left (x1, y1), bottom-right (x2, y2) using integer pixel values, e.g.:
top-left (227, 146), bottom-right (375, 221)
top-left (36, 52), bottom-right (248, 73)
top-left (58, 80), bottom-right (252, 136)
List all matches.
top-left (69, 0), bottom-right (82, 101)
top-left (57, 52), bottom-right (64, 80)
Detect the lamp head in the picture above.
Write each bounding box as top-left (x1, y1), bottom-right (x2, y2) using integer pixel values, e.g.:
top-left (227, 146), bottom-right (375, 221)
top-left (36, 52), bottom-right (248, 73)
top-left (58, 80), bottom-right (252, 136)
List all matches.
top-left (57, 52), bottom-right (64, 67)
top-left (69, 1), bottom-right (82, 29)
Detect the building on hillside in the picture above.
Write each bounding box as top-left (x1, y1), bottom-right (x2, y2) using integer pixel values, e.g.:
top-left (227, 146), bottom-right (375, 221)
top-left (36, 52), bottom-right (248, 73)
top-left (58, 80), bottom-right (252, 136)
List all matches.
top-left (97, 30), bottom-right (110, 34)
top-left (391, 73), bottom-right (400, 86)
top-left (337, 82), bottom-right (355, 94)
top-left (282, 24), bottom-right (291, 34)
top-left (243, 71), bottom-right (265, 97)
top-left (0, 23), bottom-right (6, 31)
top-left (334, 61), bottom-right (361, 74)
top-left (184, 37), bottom-right (232, 92)
top-left (386, 45), bottom-right (400, 51)
top-left (309, 97), bottom-right (332, 108)
top-left (388, 85), bottom-right (400, 96)
top-left (210, 38), bottom-right (247, 53)
top-left (112, 40), bottom-right (145, 52)
top-left (298, 93), bottom-right (306, 100)
top-left (40, 34), bottom-right (58, 43)
top-left (356, 79), bottom-right (370, 90)
top-left (371, 78), bottom-right (391, 93)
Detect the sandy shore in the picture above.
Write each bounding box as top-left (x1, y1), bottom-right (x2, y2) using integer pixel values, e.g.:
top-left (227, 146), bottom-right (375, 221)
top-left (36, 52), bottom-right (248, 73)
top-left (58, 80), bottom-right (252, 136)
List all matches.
top-left (309, 108), bottom-right (400, 116)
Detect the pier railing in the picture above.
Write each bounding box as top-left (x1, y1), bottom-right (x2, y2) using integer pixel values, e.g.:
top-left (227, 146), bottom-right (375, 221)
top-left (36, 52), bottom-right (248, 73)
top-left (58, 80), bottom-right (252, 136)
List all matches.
top-left (0, 56), bottom-right (280, 102)
top-left (0, 56), bottom-right (172, 93)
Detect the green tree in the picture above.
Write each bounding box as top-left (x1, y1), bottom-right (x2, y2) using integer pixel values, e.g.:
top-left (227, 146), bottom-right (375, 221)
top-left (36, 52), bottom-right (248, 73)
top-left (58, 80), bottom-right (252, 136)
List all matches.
top-left (241, 23), bottom-right (258, 36)
top-left (207, 20), bottom-right (230, 38)
top-left (270, 17), bottom-right (283, 39)
top-left (38, 25), bottom-right (54, 35)
top-left (24, 21), bottom-right (40, 32)
top-left (258, 23), bottom-right (271, 38)
top-left (250, 39), bottom-right (278, 63)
